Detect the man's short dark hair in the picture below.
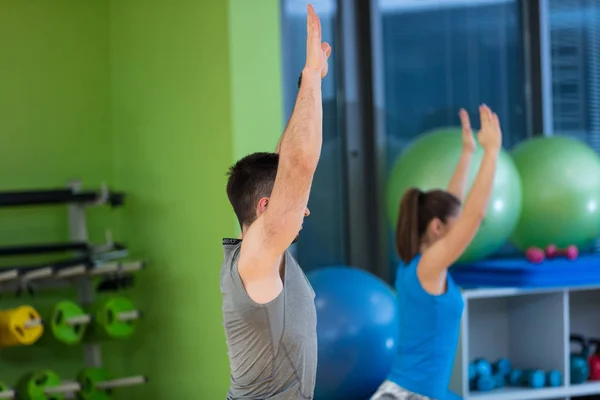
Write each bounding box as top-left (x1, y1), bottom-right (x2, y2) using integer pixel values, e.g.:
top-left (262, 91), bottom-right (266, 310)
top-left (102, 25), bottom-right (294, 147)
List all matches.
top-left (226, 152), bottom-right (279, 228)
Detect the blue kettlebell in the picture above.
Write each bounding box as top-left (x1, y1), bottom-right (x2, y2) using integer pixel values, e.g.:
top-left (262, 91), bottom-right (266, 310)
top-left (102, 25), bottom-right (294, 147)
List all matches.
top-left (570, 334), bottom-right (590, 384)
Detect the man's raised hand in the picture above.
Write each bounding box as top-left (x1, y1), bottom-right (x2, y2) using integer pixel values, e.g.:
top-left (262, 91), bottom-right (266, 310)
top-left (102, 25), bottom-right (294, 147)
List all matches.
top-left (305, 4), bottom-right (332, 79)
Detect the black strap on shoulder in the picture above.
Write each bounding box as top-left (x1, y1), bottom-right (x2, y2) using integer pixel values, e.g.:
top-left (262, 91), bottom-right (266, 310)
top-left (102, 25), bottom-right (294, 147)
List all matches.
top-left (222, 238), bottom-right (242, 246)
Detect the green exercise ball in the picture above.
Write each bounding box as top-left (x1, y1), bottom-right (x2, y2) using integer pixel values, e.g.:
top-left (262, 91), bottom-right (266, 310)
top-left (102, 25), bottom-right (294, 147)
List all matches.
top-left (510, 135), bottom-right (600, 250)
top-left (386, 127), bottom-right (522, 262)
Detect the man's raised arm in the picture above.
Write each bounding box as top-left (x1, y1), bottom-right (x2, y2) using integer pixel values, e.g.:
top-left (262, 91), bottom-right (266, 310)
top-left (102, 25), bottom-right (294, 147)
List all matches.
top-left (238, 5), bottom-right (332, 290)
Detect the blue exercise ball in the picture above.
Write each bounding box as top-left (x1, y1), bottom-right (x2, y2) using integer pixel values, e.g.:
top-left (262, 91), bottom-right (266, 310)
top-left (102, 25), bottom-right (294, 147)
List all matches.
top-left (308, 266), bottom-right (398, 400)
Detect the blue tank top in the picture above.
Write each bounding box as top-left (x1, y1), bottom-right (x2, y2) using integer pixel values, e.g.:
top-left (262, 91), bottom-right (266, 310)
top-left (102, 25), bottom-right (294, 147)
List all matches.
top-left (387, 254), bottom-right (464, 399)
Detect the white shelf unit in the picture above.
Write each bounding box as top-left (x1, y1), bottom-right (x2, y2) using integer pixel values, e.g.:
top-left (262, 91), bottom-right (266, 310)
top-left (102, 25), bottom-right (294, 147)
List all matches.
top-left (450, 285), bottom-right (600, 400)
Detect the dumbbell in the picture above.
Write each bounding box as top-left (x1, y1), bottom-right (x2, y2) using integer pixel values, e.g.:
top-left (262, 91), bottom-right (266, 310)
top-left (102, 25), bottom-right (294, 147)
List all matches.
top-left (523, 369), bottom-right (546, 389)
top-left (510, 368), bottom-right (557, 388)
top-left (0, 305), bottom-right (44, 348)
top-left (508, 369), bottom-right (524, 386)
top-left (472, 358), bottom-right (492, 377)
top-left (473, 375), bottom-right (495, 391)
top-left (492, 372), bottom-right (505, 389)
top-left (0, 382), bottom-right (15, 400)
top-left (469, 359), bottom-right (494, 392)
top-left (545, 244), bottom-right (578, 260)
top-left (16, 370), bottom-right (79, 400)
top-left (471, 372), bottom-right (505, 391)
top-left (546, 370), bottom-right (563, 387)
top-left (42, 300), bottom-right (92, 345)
top-left (490, 358), bottom-right (511, 389)
top-left (77, 368), bottom-right (147, 400)
top-left (85, 296), bottom-right (141, 341)
top-left (17, 369), bottom-right (148, 400)
top-left (471, 358), bottom-right (510, 392)
top-left (526, 247), bottom-right (545, 264)
top-left (468, 363), bottom-right (476, 381)
top-left (492, 358), bottom-right (512, 376)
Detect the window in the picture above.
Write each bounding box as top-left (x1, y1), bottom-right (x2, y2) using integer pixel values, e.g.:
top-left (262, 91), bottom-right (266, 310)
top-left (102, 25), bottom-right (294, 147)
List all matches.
top-left (281, 0), bottom-right (347, 272)
top-left (374, 0), bottom-right (529, 276)
top-left (545, 0), bottom-right (600, 149)
top-left (279, 0), bottom-right (539, 278)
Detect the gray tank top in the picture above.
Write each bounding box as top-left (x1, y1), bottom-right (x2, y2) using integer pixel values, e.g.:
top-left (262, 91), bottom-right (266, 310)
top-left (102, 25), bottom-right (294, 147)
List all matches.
top-left (220, 239), bottom-right (317, 400)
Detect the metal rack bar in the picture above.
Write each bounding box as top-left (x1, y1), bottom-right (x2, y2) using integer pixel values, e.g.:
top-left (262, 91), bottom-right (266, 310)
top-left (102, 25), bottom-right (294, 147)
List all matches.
top-left (68, 181), bottom-right (102, 368)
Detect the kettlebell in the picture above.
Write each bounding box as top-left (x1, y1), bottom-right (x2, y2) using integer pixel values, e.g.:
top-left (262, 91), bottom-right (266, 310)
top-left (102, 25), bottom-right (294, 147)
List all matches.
top-left (588, 338), bottom-right (600, 380)
top-left (570, 334), bottom-right (590, 384)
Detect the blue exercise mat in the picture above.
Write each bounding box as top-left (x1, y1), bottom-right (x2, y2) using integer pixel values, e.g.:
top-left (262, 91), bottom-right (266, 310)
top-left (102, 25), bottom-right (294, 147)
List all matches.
top-left (450, 254), bottom-right (600, 288)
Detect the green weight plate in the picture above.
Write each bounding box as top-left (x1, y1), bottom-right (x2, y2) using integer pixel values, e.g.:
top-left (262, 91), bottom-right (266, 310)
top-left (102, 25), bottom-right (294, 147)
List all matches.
top-left (78, 368), bottom-right (112, 400)
top-left (50, 300), bottom-right (88, 345)
top-left (16, 373), bottom-right (34, 400)
top-left (94, 296), bottom-right (137, 340)
top-left (17, 370), bottom-right (63, 400)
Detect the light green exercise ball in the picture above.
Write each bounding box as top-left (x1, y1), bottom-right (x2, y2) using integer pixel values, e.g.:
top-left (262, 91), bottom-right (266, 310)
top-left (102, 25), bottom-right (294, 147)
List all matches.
top-left (510, 135), bottom-right (600, 250)
top-left (386, 127), bottom-right (522, 262)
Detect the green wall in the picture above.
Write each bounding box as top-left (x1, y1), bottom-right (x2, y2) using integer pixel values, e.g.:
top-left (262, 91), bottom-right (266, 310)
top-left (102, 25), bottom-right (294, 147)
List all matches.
top-left (109, 0), bottom-right (282, 398)
top-left (0, 0), bottom-right (113, 385)
top-left (0, 1), bottom-right (112, 245)
top-left (0, 0), bottom-right (282, 397)
top-left (229, 0), bottom-right (283, 159)
top-left (108, 1), bottom-right (234, 398)
top-left (229, 0), bottom-right (284, 234)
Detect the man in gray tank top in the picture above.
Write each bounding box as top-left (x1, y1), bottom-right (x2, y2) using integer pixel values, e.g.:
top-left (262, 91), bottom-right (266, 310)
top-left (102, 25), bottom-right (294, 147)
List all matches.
top-left (221, 5), bottom-right (331, 399)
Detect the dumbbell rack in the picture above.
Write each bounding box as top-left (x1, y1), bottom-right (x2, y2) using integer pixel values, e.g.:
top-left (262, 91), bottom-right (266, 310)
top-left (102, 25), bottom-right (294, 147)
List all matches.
top-left (450, 284), bottom-right (600, 400)
top-left (0, 181), bottom-right (147, 397)
top-left (68, 180), bottom-right (109, 367)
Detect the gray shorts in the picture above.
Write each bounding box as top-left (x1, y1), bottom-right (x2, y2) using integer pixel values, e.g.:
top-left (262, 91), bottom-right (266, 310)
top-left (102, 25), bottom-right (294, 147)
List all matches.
top-left (370, 381), bottom-right (433, 400)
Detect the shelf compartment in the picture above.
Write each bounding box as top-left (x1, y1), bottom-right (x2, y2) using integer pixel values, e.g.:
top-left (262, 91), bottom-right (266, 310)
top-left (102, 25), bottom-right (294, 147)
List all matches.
top-left (465, 292), bottom-right (567, 396)
top-left (569, 289), bottom-right (600, 390)
top-left (569, 289), bottom-right (600, 341)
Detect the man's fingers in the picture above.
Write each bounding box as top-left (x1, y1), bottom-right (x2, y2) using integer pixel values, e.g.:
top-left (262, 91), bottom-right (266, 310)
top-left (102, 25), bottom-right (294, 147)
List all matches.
top-left (314, 13), bottom-right (322, 42)
top-left (307, 5), bottom-right (318, 39)
top-left (306, 3), bottom-right (328, 76)
top-left (322, 42), bottom-right (332, 58)
top-left (307, 6), bottom-right (315, 33)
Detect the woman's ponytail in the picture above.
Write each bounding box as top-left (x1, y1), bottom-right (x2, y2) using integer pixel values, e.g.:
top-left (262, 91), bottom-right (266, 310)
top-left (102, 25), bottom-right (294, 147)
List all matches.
top-left (395, 187), bottom-right (423, 264)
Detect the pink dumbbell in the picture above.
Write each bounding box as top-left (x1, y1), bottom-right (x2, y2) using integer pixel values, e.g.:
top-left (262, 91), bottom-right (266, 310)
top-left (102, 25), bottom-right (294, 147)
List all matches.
top-left (526, 247), bottom-right (545, 264)
top-left (545, 244), bottom-right (579, 260)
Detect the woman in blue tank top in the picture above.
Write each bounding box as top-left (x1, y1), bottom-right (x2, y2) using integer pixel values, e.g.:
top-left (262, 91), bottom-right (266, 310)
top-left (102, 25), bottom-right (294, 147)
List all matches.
top-left (370, 105), bottom-right (503, 400)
